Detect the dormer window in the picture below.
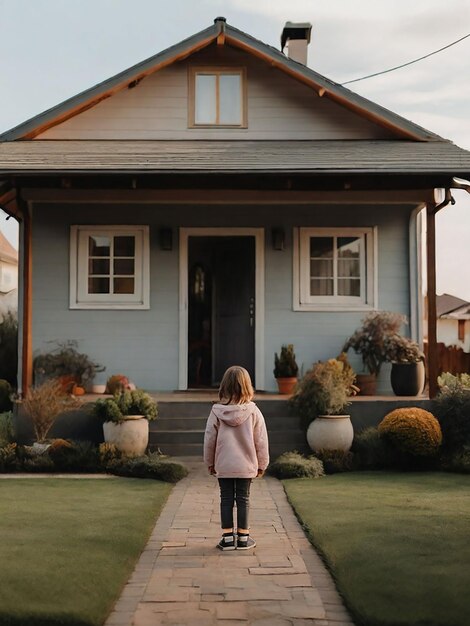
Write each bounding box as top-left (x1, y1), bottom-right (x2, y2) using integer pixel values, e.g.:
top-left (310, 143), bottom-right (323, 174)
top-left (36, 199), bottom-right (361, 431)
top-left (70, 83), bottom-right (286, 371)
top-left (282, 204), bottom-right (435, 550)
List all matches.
top-left (189, 67), bottom-right (247, 127)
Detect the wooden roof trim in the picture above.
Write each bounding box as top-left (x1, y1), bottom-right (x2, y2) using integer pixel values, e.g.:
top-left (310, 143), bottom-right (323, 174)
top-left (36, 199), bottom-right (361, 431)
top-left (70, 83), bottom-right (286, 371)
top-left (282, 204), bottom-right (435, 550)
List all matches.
top-left (24, 34), bottom-right (218, 140)
top-left (224, 34), bottom-right (423, 141)
top-left (0, 187), bottom-right (22, 221)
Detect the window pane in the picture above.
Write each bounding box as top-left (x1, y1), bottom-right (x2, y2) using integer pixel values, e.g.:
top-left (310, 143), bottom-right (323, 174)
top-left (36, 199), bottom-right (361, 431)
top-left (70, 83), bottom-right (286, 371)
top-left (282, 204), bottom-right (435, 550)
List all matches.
top-left (338, 259), bottom-right (360, 278)
top-left (310, 237), bottom-right (333, 259)
top-left (310, 259), bottom-right (333, 277)
top-left (88, 277), bottom-right (110, 294)
top-left (337, 237), bottom-right (361, 258)
top-left (114, 259), bottom-right (134, 275)
top-left (89, 259), bottom-right (110, 275)
top-left (114, 236), bottom-right (135, 257)
top-left (114, 277), bottom-right (135, 294)
top-left (219, 74), bottom-right (242, 124)
top-left (338, 278), bottom-right (360, 297)
top-left (89, 236), bottom-right (110, 257)
top-left (195, 74), bottom-right (217, 124)
top-left (310, 279), bottom-right (333, 296)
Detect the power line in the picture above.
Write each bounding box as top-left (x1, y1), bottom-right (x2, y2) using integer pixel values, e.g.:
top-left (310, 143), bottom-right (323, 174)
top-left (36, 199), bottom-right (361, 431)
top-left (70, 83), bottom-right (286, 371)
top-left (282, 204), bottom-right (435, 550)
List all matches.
top-left (341, 32), bottom-right (470, 85)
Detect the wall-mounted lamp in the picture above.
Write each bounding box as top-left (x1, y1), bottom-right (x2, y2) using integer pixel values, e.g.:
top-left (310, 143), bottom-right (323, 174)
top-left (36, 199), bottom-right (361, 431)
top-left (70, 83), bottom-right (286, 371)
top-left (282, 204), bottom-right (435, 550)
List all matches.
top-left (159, 228), bottom-right (173, 251)
top-left (271, 228), bottom-right (285, 251)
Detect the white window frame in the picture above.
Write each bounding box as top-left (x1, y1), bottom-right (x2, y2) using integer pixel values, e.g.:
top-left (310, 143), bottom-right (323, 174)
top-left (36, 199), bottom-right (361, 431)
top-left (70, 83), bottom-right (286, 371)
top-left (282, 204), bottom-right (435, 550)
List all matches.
top-left (293, 226), bottom-right (378, 311)
top-left (188, 66), bottom-right (247, 128)
top-left (70, 225), bottom-right (150, 310)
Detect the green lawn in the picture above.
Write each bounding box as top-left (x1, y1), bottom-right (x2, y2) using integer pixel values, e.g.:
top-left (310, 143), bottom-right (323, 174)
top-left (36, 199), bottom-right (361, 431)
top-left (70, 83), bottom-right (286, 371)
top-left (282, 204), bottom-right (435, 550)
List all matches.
top-left (284, 472), bottom-right (470, 626)
top-left (0, 478), bottom-right (172, 626)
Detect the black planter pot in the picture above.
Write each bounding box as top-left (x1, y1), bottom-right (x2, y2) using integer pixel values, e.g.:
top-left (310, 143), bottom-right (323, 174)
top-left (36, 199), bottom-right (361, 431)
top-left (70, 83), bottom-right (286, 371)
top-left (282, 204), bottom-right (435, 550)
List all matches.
top-left (391, 360), bottom-right (426, 396)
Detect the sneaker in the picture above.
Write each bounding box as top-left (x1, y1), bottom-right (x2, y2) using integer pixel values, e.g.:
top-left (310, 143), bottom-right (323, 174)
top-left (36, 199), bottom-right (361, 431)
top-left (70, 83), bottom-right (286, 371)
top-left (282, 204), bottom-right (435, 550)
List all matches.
top-left (237, 533), bottom-right (256, 550)
top-left (217, 532), bottom-right (236, 551)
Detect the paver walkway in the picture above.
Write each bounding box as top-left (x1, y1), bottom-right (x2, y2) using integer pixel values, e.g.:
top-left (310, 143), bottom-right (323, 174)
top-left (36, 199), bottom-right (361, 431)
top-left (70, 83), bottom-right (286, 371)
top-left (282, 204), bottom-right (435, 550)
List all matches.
top-left (106, 460), bottom-right (354, 626)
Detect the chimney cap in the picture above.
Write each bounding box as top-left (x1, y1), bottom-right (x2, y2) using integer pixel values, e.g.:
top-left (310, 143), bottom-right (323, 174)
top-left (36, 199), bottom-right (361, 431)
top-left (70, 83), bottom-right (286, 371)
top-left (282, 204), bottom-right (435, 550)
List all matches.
top-left (214, 16), bottom-right (227, 24)
top-left (281, 21), bottom-right (312, 51)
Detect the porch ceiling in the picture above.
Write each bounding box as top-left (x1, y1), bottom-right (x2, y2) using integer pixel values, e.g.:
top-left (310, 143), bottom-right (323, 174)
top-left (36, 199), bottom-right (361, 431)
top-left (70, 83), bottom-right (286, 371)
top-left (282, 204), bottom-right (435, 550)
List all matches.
top-left (1, 140), bottom-right (470, 176)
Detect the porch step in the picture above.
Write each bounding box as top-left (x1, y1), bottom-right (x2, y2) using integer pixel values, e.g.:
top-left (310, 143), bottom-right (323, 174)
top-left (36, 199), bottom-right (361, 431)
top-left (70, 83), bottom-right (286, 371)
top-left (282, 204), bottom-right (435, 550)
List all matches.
top-left (149, 398), bottom-right (307, 459)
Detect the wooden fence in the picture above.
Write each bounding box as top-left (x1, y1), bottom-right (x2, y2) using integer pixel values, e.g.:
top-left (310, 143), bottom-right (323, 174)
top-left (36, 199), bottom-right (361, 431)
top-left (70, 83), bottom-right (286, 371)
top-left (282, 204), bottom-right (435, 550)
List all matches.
top-left (425, 342), bottom-right (470, 375)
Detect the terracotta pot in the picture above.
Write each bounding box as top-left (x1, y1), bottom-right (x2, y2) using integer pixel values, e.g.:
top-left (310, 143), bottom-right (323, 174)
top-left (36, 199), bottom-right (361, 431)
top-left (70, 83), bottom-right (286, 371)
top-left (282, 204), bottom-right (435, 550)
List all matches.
top-left (103, 416), bottom-right (149, 456)
top-left (355, 374), bottom-right (377, 396)
top-left (72, 384), bottom-right (86, 396)
top-left (391, 360), bottom-right (426, 396)
top-left (306, 415), bottom-right (354, 453)
top-left (276, 377), bottom-right (298, 395)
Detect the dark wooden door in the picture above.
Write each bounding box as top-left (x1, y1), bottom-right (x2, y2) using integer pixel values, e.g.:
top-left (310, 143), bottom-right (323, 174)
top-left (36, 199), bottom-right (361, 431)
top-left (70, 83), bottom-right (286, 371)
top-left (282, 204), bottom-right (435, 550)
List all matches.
top-left (212, 237), bottom-right (255, 385)
top-left (187, 236), bottom-right (255, 387)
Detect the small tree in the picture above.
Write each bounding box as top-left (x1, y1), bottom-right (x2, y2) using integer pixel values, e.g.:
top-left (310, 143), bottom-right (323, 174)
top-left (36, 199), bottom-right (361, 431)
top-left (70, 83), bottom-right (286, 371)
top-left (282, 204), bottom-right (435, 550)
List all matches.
top-left (23, 379), bottom-right (79, 443)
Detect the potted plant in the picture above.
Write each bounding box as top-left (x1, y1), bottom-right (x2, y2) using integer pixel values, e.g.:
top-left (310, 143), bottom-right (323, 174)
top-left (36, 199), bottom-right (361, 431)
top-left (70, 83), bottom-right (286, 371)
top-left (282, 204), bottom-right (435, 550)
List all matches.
top-left (21, 379), bottom-right (80, 452)
top-left (274, 344), bottom-right (299, 395)
top-left (384, 334), bottom-right (425, 396)
top-left (93, 389), bottom-right (158, 456)
top-left (33, 340), bottom-right (105, 394)
top-left (343, 311), bottom-right (405, 395)
top-left (290, 354), bottom-right (358, 452)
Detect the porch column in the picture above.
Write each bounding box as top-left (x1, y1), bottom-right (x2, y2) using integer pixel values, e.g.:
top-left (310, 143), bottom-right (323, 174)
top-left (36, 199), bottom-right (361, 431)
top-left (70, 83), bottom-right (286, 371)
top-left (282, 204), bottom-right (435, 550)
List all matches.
top-left (21, 205), bottom-right (33, 395)
top-left (426, 203), bottom-right (438, 398)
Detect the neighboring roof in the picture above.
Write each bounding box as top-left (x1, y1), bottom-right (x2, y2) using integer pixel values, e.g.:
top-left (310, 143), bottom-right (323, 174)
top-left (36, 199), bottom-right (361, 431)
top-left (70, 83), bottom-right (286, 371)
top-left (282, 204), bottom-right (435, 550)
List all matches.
top-left (437, 293), bottom-right (470, 317)
top-left (441, 304), bottom-right (470, 321)
top-left (1, 140), bottom-right (470, 175)
top-left (0, 18), bottom-right (444, 143)
top-left (0, 230), bottom-right (18, 264)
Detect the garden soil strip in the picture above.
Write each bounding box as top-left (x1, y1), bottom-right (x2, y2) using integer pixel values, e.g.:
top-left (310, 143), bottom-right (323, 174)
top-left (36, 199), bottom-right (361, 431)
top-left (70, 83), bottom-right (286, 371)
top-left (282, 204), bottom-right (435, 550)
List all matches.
top-left (105, 459), bottom-right (354, 626)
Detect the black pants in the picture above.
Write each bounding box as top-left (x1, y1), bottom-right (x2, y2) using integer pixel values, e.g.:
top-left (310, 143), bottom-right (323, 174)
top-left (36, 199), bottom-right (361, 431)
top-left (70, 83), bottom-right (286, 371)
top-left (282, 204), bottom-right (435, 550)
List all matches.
top-left (218, 478), bottom-right (252, 529)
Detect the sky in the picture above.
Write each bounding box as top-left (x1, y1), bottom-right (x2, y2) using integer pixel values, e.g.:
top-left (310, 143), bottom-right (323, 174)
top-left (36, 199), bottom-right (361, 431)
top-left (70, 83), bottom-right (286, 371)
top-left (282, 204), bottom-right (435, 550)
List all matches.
top-left (0, 0), bottom-right (469, 298)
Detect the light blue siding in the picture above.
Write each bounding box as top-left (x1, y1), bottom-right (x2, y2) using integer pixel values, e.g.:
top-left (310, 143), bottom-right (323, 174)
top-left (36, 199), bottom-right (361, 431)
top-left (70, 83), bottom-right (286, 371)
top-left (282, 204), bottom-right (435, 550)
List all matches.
top-left (32, 202), bottom-right (415, 393)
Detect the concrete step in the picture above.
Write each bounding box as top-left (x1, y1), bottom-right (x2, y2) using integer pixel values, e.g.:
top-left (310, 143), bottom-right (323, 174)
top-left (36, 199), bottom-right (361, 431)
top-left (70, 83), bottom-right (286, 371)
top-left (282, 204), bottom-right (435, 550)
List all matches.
top-left (155, 399), bottom-right (293, 419)
top-left (152, 415), bottom-right (301, 432)
top-left (149, 442), bottom-right (309, 459)
top-left (150, 429), bottom-right (306, 448)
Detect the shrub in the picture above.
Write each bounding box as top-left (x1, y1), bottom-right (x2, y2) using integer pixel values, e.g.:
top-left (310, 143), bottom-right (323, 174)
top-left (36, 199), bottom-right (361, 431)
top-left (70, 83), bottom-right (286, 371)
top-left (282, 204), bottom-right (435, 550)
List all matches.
top-left (438, 372), bottom-right (470, 392)
top-left (93, 389), bottom-right (158, 423)
top-left (22, 379), bottom-right (80, 442)
top-left (22, 455), bottom-right (55, 473)
top-left (274, 345), bottom-right (299, 378)
top-left (106, 453), bottom-right (188, 482)
top-left (441, 446), bottom-right (470, 474)
top-left (434, 381), bottom-right (470, 453)
top-left (378, 407), bottom-right (442, 458)
top-left (315, 449), bottom-right (354, 474)
top-left (0, 411), bottom-right (14, 446)
top-left (290, 354), bottom-right (357, 428)
top-left (105, 374), bottom-right (130, 395)
top-left (49, 440), bottom-right (101, 472)
top-left (343, 310), bottom-right (405, 375)
top-left (0, 380), bottom-right (12, 412)
top-left (268, 451), bottom-right (325, 479)
top-left (0, 311), bottom-right (18, 386)
top-left (0, 443), bottom-right (19, 472)
top-left (352, 427), bottom-right (394, 470)
top-left (33, 340), bottom-right (104, 387)
top-left (99, 442), bottom-right (123, 465)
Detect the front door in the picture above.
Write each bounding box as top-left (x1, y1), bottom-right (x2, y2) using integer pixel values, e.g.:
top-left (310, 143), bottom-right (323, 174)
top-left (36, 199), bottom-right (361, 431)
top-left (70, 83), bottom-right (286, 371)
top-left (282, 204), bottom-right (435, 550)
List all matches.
top-left (188, 236), bottom-right (255, 387)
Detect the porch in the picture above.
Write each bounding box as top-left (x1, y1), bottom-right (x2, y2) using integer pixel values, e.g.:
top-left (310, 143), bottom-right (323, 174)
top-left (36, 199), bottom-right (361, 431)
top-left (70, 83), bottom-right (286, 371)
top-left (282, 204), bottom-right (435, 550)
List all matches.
top-left (14, 391), bottom-right (433, 458)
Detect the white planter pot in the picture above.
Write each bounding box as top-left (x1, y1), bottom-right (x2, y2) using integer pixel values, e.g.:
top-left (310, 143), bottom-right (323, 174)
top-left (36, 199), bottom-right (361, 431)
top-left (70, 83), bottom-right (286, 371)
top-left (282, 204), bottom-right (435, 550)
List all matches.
top-left (31, 442), bottom-right (51, 455)
top-left (306, 415), bottom-right (354, 453)
top-left (103, 416), bottom-right (149, 456)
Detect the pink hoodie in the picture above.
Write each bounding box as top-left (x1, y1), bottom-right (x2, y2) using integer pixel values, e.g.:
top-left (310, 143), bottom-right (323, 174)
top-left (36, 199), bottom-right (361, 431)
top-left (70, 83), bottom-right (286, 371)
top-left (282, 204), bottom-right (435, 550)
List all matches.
top-left (203, 402), bottom-right (270, 478)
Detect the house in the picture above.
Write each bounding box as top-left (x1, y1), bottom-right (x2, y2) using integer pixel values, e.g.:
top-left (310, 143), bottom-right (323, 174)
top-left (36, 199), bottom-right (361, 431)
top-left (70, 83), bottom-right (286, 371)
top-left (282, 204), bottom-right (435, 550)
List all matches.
top-left (0, 229), bottom-right (18, 317)
top-left (1, 17), bottom-right (470, 396)
top-left (436, 293), bottom-right (470, 352)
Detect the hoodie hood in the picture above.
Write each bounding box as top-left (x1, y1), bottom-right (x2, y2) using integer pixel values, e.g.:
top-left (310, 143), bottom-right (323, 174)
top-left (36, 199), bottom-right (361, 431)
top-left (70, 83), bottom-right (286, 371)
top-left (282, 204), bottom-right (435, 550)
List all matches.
top-left (211, 402), bottom-right (256, 427)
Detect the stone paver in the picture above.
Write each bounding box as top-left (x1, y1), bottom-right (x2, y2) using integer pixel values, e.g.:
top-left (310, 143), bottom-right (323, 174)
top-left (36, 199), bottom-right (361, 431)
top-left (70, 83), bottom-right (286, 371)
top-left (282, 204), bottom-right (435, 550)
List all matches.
top-left (105, 460), bottom-right (354, 626)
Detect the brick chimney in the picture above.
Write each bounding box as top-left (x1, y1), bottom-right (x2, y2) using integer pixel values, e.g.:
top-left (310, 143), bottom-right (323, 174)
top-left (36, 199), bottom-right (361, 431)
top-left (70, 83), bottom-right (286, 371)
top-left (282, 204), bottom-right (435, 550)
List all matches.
top-left (281, 21), bottom-right (312, 65)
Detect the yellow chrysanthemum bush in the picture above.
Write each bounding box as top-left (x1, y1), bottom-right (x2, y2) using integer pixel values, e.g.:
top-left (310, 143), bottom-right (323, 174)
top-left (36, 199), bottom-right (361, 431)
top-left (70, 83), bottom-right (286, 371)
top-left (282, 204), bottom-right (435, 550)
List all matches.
top-left (378, 407), bottom-right (442, 458)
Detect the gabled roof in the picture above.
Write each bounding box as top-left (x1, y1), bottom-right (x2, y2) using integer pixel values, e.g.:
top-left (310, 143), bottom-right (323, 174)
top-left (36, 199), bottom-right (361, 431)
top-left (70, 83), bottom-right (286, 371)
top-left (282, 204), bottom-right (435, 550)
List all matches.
top-left (436, 293), bottom-right (470, 317)
top-left (0, 18), bottom-right (443, 143)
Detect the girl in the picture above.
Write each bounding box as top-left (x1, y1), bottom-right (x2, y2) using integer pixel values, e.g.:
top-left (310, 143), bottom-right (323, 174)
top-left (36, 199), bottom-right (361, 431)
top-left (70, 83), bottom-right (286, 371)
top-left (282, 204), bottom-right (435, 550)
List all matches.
top-left (203, 365), bottom-right (269, 551)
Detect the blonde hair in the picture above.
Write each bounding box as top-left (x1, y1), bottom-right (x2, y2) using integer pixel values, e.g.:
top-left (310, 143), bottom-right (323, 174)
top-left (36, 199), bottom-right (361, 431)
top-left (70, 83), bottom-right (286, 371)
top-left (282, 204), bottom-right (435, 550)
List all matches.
top-left (218, 366), bottom-right (254, 405)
